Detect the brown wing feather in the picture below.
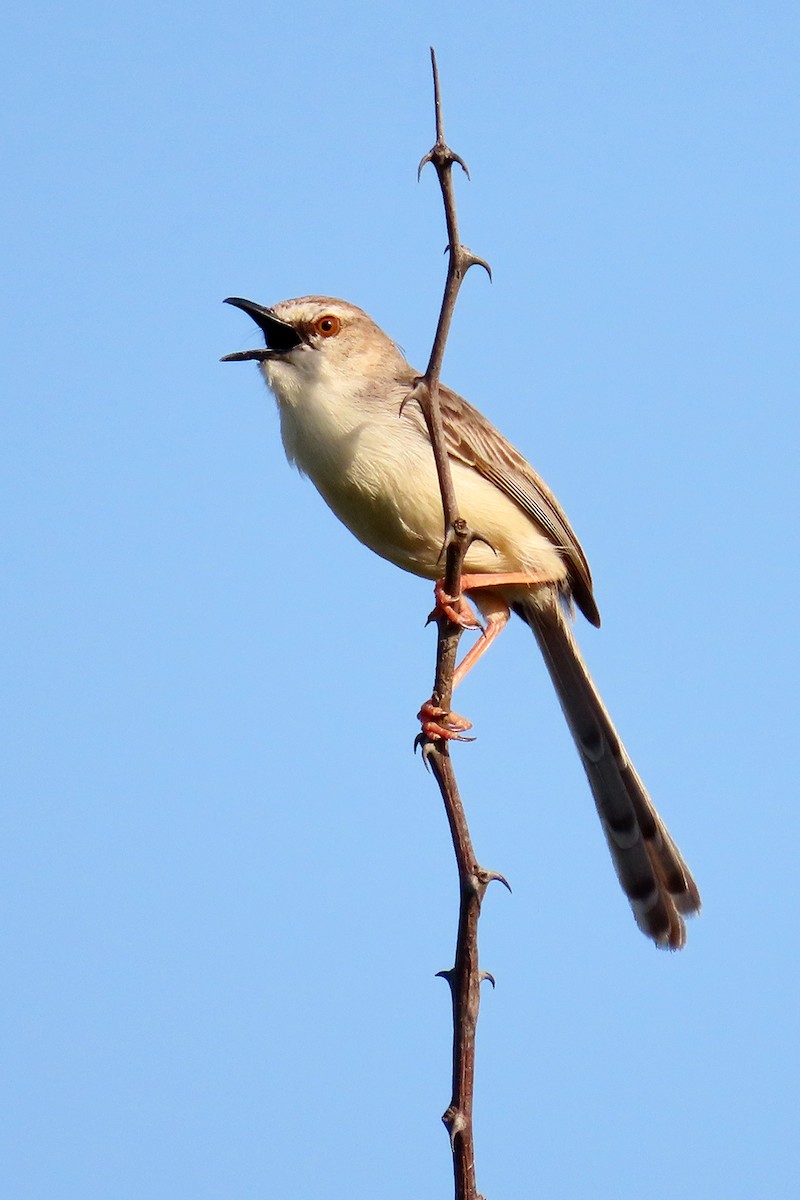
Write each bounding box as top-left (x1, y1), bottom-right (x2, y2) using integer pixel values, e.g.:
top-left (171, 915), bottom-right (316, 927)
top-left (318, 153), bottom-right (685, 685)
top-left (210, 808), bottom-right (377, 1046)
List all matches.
top-left (435, 385), bottom-right (601, 626)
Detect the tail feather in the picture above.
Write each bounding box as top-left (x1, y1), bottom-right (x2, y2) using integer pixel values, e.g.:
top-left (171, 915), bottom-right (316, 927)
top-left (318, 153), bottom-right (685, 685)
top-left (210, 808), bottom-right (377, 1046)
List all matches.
top-left (519, 594), bottom-right (701, 949)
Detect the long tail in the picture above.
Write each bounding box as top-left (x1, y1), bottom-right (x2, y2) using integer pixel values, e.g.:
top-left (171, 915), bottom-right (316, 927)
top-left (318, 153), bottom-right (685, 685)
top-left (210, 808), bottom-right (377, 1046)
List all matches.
top-left (518, 594), bottom-right (701, 949)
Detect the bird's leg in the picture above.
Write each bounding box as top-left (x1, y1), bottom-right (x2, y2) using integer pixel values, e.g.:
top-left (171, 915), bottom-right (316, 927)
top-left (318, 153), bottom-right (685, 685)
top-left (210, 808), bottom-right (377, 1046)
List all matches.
top-left (420, 571), bottom-right (560, 740)
top-left (452, 593), bottom-right (510, 688)
top-left (418, 590), bottom-right (511, 741)
top-left (431, 570), bottom-right (554, 628)
top-left (451, 571), bottom-right (565, 687)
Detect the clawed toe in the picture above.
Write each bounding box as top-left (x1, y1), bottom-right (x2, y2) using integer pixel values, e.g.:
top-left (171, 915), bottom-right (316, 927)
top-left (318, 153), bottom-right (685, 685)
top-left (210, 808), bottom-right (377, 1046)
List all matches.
top-left (417, 700), bottom-right (475, 742)
top-left (430, 582), bottom-right (483, 631)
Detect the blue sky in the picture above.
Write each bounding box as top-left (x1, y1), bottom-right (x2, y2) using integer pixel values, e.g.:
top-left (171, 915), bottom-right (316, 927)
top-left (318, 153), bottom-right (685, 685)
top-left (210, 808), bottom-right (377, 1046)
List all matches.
top-left (2, 3), bottom-right (799, 1197)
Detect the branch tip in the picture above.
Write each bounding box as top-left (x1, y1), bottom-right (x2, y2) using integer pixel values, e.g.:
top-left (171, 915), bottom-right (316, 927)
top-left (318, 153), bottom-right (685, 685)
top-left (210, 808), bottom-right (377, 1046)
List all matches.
top-left (430, 47), bottom-right (443, 143)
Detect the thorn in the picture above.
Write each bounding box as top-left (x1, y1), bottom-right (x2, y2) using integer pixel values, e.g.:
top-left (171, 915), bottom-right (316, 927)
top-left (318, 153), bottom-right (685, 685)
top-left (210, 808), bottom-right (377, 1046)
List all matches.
top-left (442, 519), bottom-right (471, 558)
top-left (420, 738), bottom-right (433, 765)
top-left (483, 870), bottom-right (512, 894)
top-left (435, 968), bottom-right (455, 983)
top-left (452, 151), bottom-right (470, 179)
top-left (442, 1107), bottom-right (468, 1148)
top-left (399, 377), bottom-right (428, 420)
top-left (421, 143), bottom-right (470, 180)
top-left (417, 738), bottom-right (440, 770)
top-left (436, 521), bottom-right (469, 567)
top-left (468, 529), bottom-right (498, 557)
top-left (463, 250), bottom-right (492, 281)
top-left (480, 971), bottom-right (496, 989)
top-left (398, 382), bottom-right (419, 418)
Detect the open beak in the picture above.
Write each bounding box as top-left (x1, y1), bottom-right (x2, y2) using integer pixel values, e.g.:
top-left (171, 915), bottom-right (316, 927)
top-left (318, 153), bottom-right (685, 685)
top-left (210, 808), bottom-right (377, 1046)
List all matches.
top-left (221, 297), bottom-right (304, 362)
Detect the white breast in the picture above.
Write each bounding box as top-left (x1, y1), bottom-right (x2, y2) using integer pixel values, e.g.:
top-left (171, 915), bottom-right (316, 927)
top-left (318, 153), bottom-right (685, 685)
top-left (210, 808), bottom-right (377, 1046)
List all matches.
top-left (263, 358), bottom-right (566, 586)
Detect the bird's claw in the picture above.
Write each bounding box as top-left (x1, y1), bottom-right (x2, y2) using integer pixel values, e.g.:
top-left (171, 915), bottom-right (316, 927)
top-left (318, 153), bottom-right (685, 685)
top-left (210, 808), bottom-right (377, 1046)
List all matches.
top-left (429, 582), bottom-right (483, 632)
top-left (417, 700), bottom-right (475, 743)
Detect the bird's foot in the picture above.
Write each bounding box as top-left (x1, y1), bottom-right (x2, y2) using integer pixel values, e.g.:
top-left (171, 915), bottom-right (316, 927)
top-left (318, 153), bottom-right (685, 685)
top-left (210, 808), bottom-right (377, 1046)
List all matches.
top-left (429, 582), bottom-right (483, 631)
top-left (417, 700), bottom-right (474, 742)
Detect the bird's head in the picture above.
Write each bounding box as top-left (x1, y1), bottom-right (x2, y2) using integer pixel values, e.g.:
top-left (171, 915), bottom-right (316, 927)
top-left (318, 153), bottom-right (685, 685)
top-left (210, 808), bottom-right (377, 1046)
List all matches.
top-left (222, 295), bottom-right (408, 406)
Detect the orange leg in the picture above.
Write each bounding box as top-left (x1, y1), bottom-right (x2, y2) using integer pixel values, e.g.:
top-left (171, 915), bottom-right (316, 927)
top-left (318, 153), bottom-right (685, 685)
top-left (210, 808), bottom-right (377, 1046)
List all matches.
top-left (452, 594), bottom-right (510, 688)
top-left (433, 570), bottom-right (554, 628)
top-left (419, 570), bottom-right (557, 742)
top-left (418, 592), bottom-right (512, 741)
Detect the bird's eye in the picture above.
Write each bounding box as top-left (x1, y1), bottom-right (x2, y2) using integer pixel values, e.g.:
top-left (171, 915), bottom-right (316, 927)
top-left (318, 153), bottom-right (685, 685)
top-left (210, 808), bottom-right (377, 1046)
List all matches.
top-left (314, 315), bottom-right (341, 338)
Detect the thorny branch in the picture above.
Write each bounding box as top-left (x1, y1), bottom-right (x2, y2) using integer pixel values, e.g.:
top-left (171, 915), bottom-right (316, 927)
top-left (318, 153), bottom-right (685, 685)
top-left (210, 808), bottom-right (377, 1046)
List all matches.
top-left (410, 48), bottom-right (504, 1200)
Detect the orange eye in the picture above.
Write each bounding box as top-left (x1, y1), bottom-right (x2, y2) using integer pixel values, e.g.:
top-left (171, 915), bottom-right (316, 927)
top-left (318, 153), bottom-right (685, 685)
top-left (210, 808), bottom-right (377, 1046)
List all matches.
top-left (314, 314), bottom-right (341, 338)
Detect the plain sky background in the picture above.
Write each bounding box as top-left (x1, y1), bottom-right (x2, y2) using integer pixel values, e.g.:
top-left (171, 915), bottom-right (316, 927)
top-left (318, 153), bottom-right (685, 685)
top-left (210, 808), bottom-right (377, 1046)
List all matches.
top-left (3, 3), bottom-right (799, 1198)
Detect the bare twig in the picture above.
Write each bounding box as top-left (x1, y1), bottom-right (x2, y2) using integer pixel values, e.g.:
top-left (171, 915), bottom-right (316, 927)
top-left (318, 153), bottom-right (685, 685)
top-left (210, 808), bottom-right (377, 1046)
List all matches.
top-left (409, 52), bottom-right (492, 668)
top-left (411, 48), bottom-right (501, 1200)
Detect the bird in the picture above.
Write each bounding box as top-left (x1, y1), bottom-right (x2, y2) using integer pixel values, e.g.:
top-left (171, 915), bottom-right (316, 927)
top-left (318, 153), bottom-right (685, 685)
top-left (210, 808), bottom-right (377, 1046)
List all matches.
top-left (221, 294), bottom-right (701, 948)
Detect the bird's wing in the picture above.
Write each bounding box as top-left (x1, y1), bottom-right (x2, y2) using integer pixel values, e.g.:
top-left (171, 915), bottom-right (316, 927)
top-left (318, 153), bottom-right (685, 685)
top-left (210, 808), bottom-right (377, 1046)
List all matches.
top-left (434, 384), bottom-right (600, 626)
